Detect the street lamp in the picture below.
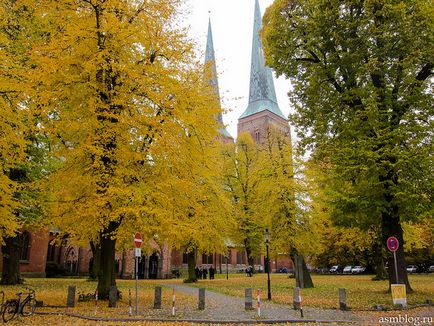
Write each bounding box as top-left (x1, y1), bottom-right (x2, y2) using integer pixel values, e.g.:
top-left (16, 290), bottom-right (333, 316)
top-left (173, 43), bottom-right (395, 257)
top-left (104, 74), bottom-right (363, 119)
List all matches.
top-left (264, 228), bottom-right (271, 300)
top-left (226, 250), bottom-right (229, 280)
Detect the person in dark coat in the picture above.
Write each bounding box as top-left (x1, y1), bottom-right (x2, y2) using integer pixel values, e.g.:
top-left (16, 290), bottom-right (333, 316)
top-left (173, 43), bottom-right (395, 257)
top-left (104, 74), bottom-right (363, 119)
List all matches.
top-left (202, 266), bottom-right (208, 279)
top-left (195, 266), bottom-right (199, 279)
top-left (209, 266), bottom-right (215, 279)
top-left (247, 265), bottom-right (253, 277)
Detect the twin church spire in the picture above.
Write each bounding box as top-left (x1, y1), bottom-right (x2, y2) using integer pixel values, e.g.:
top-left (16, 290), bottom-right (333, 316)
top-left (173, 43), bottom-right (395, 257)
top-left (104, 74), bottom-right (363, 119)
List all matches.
top-left (205, 0), bottom-right (287, 141)
top-left (240, 0), bottom-right (286, 120)
top-left (205, 17), bottom-right (232, 139)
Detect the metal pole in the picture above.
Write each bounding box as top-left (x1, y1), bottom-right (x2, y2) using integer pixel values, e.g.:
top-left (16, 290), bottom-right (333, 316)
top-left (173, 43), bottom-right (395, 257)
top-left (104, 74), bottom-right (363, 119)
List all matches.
top-left (135, 256), bottom-right (139, 315)
top-left (393, 251), bottom-right (399, 284)
top-left (266, 244), bottom-right (271, 300)
top-left (226, 255), bottom-right (229, 280)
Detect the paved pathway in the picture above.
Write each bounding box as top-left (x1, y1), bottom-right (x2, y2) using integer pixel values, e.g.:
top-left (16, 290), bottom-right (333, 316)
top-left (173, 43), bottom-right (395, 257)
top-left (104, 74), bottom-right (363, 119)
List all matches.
top-left (160, 283), bottom-right (360, 323)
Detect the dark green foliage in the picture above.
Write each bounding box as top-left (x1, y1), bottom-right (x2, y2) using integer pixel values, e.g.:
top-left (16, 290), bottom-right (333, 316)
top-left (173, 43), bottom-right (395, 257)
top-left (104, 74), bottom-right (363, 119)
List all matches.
top-left (262, 0), bottom-right (433, 291)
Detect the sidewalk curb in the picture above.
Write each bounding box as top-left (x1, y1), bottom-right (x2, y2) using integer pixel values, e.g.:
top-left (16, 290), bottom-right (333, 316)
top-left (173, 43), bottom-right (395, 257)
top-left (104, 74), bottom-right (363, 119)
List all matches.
top-left (36, 311), bottom-right (357, 324)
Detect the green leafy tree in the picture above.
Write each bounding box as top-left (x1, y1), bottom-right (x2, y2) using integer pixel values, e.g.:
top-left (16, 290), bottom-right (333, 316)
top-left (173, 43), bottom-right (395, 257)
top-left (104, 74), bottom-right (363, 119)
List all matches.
top-left (263, 0), bottom-right (433, 291)
top-left (222, 134), bottom-right (266, 268)
top-left (260, 128), bottom-right (314, 287)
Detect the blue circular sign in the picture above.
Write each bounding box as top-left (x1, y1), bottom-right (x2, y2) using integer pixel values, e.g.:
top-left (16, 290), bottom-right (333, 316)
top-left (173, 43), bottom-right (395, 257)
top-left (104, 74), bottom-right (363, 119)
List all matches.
top-left (387, 236), bottom-right (399, 252)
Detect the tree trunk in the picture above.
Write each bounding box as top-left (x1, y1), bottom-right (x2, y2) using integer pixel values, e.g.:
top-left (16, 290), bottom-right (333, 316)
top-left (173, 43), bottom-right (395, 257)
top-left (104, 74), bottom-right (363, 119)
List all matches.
top-left (378, 152), bottom-right (412, 292)
top-left (291, 253), bottom-right (314, 288)
top-left (89, 241), bottom-right (100, 280)
top-left (382, 213), bottom-right (412, 293)
top-left (372, 238), bottom-right (388, 281)
top-left (245, 244), bottom-right (255, 272)
top-left (1, 236), bottom-right (23, 285)
top-left (120, 250), bottom-right (126, 279)
top-left (247, 255), bottom-right (255, 274)
top-left (185, 250), bottom-right (197, 283)
top-left (97, 225), bottom-right (117, 300)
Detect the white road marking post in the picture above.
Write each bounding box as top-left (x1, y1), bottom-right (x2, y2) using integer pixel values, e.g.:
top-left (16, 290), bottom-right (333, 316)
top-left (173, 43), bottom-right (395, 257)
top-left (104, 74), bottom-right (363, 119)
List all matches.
top-left (172, 288), bottom-right (176, 316)
top-left (257, 289), bottom-right (261, 317)
top-left (128, 289), bottom-right (132, 316)
top-left (94, 289), bottom-right (98, 315)
top-left (298, 287), bottom-right (304, 318)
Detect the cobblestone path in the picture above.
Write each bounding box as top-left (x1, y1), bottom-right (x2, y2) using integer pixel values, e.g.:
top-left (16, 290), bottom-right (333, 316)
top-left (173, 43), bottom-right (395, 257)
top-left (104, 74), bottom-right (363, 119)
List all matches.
top-left (160, 283), bottom-right (361, 323)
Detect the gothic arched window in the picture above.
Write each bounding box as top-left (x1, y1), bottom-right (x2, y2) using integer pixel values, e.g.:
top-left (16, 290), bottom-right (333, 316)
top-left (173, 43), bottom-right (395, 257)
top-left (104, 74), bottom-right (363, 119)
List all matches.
top-left (255, 130), bottom-right (260, 142)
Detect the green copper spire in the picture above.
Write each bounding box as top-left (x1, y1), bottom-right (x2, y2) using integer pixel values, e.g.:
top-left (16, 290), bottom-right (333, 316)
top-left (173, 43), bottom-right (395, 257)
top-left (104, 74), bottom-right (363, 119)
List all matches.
top-left (205, 17), bottom-right (232, 139)
top-left (239, 0), bottom-right (286, 120)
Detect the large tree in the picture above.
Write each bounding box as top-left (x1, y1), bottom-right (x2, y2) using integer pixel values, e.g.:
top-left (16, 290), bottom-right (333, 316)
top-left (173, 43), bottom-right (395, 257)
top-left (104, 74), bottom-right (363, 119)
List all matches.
top-left (222, 133), bottom-right (266, 268)
top-left (263, 0), bottom-right (433, 291)
top-left (0, 0), bottom-right (50, 284)
top-left (31, 0), bottom-right (223, 299)
top-left (260, 128), bottom-right (314, 287)
top-left (0, 0), bottom-right (27, 249)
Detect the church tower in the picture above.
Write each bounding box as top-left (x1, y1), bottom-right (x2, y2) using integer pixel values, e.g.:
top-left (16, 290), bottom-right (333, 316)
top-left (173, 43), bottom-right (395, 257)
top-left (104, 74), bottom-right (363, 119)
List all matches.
top-left (205, 17), bottom-right (233, 143)
top-left (237, 0), bottom-right (290, 143)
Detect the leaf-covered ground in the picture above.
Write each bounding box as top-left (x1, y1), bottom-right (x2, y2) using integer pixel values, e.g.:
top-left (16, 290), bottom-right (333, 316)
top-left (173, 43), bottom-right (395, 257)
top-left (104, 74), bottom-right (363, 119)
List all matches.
top-left (189, 273), bottom-right (434, 310)
top-left (0, 274), bottom-right (432, 325)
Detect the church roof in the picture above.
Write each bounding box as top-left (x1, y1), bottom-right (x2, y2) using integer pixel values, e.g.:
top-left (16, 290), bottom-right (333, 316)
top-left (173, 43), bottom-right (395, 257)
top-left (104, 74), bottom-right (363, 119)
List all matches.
top-left (239, 0), bottom-right (286, 120)
top-left (205, 18), bottom-right (232, 139)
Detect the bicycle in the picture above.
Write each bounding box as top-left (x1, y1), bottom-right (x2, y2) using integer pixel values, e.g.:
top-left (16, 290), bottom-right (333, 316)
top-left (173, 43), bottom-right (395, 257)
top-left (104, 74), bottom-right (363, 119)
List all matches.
top-left (0, 290), bottom-right (4, 317)
top-left (2, 288), bottom-right (36, 322)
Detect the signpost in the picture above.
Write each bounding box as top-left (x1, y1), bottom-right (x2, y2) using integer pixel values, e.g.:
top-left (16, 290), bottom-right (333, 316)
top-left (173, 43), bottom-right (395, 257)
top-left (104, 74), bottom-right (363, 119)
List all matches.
top-left (387, 236), bottom-right (407, 307)
top-left (387, 236), bottom-right (399, 283)
top-left (134, 232), bottom-right (142, 316)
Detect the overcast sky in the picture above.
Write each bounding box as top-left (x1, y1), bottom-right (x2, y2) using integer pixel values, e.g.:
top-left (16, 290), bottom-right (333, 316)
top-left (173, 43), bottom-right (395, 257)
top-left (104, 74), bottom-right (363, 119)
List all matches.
top-left (181, 0), bottom-right (293, 138)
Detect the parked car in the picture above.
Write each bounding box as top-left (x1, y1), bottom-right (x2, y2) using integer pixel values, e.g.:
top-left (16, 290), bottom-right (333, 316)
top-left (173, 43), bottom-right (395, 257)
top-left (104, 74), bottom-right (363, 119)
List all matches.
top-left (351, 266), bottom-right (366, 274)
top-left (314, 267), bottom-right (328, 274)
top-left (343, 265), bottom-right (353, 274)
top-left (428, 265), bottom-right (434, 273)
top-left (406, 265), bottom-right (418, 273)
top-left (329, 265), bottom-right (343, 274)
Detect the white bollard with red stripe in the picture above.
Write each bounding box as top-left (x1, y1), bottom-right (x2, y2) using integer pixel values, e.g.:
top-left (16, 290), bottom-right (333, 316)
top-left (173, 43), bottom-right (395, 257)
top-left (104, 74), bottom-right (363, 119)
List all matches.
top-left (257, 289), bottom-right (261, 317)
top-left (172, 288), bottom-right (176, 316)
top-left (298, 287), bottom-right (304, 318)
top-left (128, 289), bottom-right (132, 316)
top-left (94, 289), bottom-right (98, 315)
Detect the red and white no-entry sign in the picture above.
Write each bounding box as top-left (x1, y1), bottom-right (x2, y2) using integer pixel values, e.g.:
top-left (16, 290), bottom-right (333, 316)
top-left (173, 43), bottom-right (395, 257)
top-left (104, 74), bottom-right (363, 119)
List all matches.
top-left (134, 232), bottom-right (142, 248)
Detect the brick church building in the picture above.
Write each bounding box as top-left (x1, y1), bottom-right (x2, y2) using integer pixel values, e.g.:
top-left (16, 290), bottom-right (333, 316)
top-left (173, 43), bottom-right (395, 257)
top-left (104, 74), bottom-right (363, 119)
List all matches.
top-left (0, 0), bottom-right (293, 279)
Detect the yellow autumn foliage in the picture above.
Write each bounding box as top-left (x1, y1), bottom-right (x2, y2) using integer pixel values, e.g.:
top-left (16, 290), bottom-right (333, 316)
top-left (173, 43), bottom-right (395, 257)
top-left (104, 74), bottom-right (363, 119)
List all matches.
top-left (0, 1), bottom-right (39, 241)
top-left (22, 0), bottom-right (229, 252)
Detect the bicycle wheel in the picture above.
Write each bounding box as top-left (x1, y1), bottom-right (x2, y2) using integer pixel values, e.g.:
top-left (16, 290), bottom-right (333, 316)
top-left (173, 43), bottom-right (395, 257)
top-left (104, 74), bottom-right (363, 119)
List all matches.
top-left (21, 297), bottom-right (36, 316)
top-left (2, 301), bottom-right (18, 322)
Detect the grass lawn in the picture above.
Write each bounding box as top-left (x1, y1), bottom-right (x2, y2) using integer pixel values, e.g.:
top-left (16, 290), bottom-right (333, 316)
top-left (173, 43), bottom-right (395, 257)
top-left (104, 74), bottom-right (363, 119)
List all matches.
top-left (191, 273), bottom-right (434, 310)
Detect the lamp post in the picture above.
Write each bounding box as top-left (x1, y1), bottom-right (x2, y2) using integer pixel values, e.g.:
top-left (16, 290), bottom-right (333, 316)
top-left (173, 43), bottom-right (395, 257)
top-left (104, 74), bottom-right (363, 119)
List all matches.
top-left (264, 228), bottom-right (271, 300)
top-left (226, 250), bottom-right (229, 280)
